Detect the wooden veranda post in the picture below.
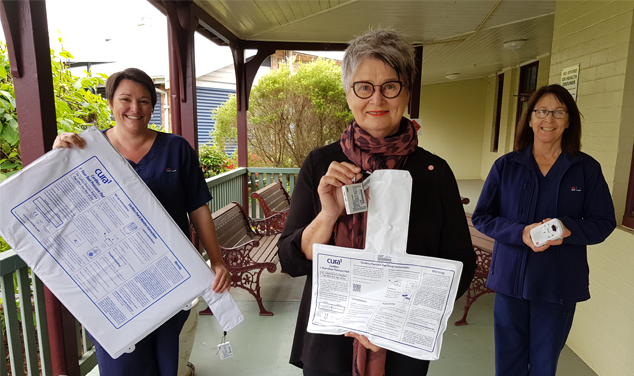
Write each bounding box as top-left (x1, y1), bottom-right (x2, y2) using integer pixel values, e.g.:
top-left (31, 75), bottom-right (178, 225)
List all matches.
top-left (0, 1), bottom-right (80, 375)
top-left (165, 0), bottom-right (198, 153)
top-left (231, 46), bottom-right (275, 206)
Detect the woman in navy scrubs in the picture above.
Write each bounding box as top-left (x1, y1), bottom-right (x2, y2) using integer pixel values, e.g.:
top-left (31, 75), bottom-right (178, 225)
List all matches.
top-left (53, 68), bottom-right (230, 375)
top-left (472, 84), bottom-right (616, 376)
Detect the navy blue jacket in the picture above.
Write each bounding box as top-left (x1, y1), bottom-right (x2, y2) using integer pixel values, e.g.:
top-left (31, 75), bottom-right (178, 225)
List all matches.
top-left (472, 145), bottom-right (616, 304)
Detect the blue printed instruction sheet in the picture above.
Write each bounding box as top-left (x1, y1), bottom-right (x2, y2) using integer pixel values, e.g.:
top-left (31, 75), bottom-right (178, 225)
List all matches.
top-left (11, 156), bottom-right (190, 327)
top-left (0, 127), bottom-right (243, 359)
top-left (307, 170), bottom-right (463, 361)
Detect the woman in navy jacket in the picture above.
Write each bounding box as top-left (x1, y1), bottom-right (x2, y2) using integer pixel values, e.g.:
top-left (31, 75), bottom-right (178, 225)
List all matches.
top-left (472, 84), bottom-right (616, 376)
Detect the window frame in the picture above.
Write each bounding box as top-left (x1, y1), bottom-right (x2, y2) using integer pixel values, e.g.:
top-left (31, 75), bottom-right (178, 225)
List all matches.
top-left (623, 145), bottom-right (634, 229)
top-left (492, 73), bottom-right (504, 152)
top-left (515, 61), bottom-right (539, 130)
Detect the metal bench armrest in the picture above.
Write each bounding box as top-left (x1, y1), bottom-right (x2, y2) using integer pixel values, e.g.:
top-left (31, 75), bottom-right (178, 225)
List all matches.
top-left (249, 213), bottom-right (286, 236)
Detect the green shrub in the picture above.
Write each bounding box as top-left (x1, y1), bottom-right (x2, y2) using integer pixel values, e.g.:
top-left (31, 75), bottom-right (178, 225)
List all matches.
top-left (199, 144), bottom-right (234, 178)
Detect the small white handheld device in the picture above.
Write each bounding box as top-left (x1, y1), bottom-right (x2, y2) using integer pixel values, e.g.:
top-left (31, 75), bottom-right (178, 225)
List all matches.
top-left (530, 218), bottom-right (564, 247)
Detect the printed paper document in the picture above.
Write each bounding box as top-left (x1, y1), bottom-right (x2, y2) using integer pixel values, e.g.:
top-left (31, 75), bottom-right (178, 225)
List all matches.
top-left (0, 127), bottom-right (242, 358)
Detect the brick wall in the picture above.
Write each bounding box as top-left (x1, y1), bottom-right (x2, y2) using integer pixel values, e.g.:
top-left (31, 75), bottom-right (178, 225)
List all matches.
top-left (549, 1), bottom-right (634, 375)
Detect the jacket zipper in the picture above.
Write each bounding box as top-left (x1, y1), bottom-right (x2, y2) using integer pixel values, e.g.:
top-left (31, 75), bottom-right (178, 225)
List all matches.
top-left (516, 179), bottom-right (534, 297)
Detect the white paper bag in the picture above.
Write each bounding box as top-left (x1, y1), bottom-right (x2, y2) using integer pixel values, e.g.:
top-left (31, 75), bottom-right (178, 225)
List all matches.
top-left (308, 170), bottom-right (463, 360)
top-left (0, 126), bottom-right (243, 358)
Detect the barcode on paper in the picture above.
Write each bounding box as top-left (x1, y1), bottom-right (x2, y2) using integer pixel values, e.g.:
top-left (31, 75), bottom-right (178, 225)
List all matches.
top-left (353, 284), bottom-right (361, 293)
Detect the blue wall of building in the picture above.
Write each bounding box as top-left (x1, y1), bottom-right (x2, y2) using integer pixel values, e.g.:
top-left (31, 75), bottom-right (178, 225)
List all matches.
top-left (149, 94), bottom-right (162, 127)
top-left (196, 87), bottom-right (235, 154)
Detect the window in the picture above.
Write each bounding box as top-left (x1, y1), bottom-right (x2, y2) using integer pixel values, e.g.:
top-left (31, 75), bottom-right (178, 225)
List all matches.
top-left (516, 61), bottom-right (539, 128)
top-left (492, 73), bottom-right (504, 152)
top-left (623, 147), bottom-right (634, 229)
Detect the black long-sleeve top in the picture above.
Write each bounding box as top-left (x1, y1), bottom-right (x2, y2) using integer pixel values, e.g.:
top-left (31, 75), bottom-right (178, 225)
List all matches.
top-left (277, 142), bottom-right (476, 373)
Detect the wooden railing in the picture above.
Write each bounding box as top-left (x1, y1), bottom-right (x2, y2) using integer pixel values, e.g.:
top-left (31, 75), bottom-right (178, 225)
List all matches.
top-left (0, 250), bottom-right (96, 376)
top-left (206, 167), bottom-right (300, 218)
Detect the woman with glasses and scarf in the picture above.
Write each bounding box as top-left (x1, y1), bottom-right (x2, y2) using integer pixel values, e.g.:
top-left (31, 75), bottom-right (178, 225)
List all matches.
top-left (472, 84), bottom-right (616, 376)
top-left (277, 28), bottom-right (477, 376)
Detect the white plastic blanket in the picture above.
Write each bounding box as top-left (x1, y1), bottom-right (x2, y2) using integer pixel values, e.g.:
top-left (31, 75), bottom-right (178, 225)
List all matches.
top-left (0, 126), bottom-right (243, 358)
top-left (308, 170), bottom-right (463, 360)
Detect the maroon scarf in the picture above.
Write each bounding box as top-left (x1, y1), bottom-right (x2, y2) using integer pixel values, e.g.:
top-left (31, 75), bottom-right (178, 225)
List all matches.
top-left (335, 117), bottom-right (418, 376)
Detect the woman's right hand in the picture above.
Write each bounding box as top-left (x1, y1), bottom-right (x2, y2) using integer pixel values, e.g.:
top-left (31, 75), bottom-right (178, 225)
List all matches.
top-left (317, 161), bottom-right (361, 220)
top-left (523, 223), bottom-right (546, 252)
top-left (53, 132), bottom-right (85, 150)
top-left (300, 161), bottom-right (361, 260)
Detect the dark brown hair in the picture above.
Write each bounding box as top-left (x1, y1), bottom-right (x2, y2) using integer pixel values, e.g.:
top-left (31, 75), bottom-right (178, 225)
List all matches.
top-left (514, 84), bottom-right (582, 154)
top-left (105, 68), bottom-right (157, 108)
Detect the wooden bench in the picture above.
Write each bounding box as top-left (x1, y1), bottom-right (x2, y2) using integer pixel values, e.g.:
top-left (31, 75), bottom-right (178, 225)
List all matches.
top-left (251, 182), bottom-right (291, 230)
top-left (209, 201), bottom-right (283, 316)
top-left (455, 213), bottom-right (495, 325)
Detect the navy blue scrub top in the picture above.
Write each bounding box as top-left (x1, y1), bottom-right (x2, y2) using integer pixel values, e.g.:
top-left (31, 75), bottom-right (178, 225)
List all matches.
top-left (523, 154), bottom-right (564, 303)
top-left (105, 130), bottom-right (212, 238)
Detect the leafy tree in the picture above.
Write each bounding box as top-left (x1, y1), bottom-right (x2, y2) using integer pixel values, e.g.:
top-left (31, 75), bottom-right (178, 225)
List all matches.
top-left (0, 42), bottom-right (112, 182)
top-left (212, 58), bottom-right (352, 167)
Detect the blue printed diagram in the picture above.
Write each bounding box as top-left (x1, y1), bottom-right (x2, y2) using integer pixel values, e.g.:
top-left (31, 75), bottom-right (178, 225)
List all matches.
top-left (102, 232), bottom-right (118, 247)
top-left (86, 247), bottom-right (101, 259)
top-left (34, 197), bottom-right (63, 228)
top-left (67, 231), bottom-right (85, 247)
top-left (122, 222), bottom-right (138, 235)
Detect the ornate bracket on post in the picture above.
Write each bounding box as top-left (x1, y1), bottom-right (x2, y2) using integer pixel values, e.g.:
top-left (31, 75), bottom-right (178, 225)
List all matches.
top-left (231, 46), bottom-right (275, 205)
top-left (164, 0), bottom-right (194, 103)
top-left (163, 0), bottom-right (199, 150)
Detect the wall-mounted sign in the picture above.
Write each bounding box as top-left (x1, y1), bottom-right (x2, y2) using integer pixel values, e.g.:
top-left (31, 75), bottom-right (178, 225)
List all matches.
top-left (561, 65), bottom-right (580, 101)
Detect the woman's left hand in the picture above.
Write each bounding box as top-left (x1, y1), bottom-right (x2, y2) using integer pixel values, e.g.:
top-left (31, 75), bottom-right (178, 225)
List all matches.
top-left (523, 218), bottom-right (571, 252)
top-left (345, 332), bottom-right (382, 352)
top-left (210, 261), bottom-right (231, 293)
top-left (542, 217), bottom-right (571, 247)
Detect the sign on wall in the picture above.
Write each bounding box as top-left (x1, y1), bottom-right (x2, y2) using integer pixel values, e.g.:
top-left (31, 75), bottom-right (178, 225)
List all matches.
top-left (561, 65), bottom-right (580, 101)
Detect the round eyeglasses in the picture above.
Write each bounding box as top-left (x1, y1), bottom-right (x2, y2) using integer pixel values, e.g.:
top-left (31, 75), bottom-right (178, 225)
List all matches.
top-left (532, 109), bottom-right (568, 119)
top-left (351, 81), bottom-right (403, 99)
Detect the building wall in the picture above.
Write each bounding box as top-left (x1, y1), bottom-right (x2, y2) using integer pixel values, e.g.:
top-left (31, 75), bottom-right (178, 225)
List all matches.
top-left (479, 54), bottom-right (552, 179)
top-left (418, 78), bottom-right (487, 179)
top-left (479, 67), bottom-right (519, 178)
top-left (548, 1), bottom-right (634, 375)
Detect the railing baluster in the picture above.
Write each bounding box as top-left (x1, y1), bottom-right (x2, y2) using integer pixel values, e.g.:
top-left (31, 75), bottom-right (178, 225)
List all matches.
top-left (76, 320), bottom-right (82, 358)
top-left (82, 325), bottom-right (93, 351)
top-left (290, 173), bottom-right (296, 195)
top-left (1, 273), bottom-right (25, 376)
top-left (78, 322), bottom-right (97, 375)
top-left (258, 173), bottom-right (265, 218)
top-left (281, 173), bottom-right (288, 191)
top-left (0, 308), bottom-right (7, 376)
top-left (32, 274), bottom-right (52, 376)
top-left (249, 172), bottom-right (256, 217)
top-left (17, 268), bottom-right (38, 375)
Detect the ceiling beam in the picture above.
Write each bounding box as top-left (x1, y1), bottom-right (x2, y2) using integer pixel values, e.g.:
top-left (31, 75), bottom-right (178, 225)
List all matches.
top-left (242, 40), bottom-right (348, 51)
top-left (192, 3), bottom-right (240, 46)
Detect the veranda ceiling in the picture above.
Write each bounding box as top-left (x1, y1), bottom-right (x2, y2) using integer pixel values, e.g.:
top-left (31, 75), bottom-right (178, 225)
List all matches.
top-left (193, 0), bottom-right (556, 84)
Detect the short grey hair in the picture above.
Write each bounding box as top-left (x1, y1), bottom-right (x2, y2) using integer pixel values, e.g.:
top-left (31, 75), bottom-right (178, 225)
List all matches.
top-left (342, 28), bottom-right (416, 94)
